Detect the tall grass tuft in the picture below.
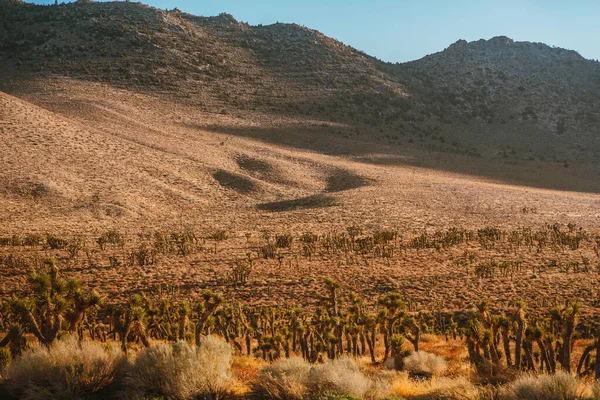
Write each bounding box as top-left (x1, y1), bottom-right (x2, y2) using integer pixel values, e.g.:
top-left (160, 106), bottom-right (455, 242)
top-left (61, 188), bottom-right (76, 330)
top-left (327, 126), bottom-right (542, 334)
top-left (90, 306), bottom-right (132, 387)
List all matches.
top-left (251, 357), bottom-right (312, 400)
top-left (402, 351), bottom-right (448, 377)
top-left (124, 335), bottom-right (234, 399)
top-left (390, 371), bottom-right (480, 400)
top-left (501, 372), bottom-right (582, 400)
top-left (308, 357), bottom-right (378, 399)
top-left (3, 335), bottom-right (124, 400)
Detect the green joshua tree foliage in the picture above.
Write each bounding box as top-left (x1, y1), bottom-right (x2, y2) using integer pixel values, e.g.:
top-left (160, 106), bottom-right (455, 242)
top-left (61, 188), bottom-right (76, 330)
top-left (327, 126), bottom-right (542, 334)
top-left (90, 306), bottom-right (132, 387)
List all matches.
top-left (390, 333), bottom-right (411, 370)
top-left (194, 290), bottom-right (223, 345)
top-left (378, 293), bottom-right (406, 361)
top-left (550, 302), bottom-right (581, 373)
top-left (108, 293), bottom-right (150, 353)
top-left (10, 258), bottom-right (99, 347)
top-left (511, 300), bottom-right (527, 370)
top-left (0, 325), bottom-right (26, 357)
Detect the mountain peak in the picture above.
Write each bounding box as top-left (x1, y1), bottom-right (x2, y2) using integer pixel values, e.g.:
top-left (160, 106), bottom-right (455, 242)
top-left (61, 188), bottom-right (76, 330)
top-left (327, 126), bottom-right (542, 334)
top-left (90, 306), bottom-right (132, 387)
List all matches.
top-left (444, 36), bottom-right (584, 61)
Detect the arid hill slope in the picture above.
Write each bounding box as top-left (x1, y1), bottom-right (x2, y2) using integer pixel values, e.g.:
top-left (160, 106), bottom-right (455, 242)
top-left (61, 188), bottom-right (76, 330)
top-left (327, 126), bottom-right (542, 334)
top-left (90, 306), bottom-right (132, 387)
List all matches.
top-left (1, 1), bottom-right (600, 232)
top-left (1, 1), bottom-right (600, 164)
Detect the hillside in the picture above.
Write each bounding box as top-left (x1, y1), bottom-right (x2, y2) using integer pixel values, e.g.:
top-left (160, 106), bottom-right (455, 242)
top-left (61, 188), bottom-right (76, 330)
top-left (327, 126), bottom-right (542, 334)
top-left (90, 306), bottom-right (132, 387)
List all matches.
top-left (1, 0), bottom-right (600, 233)
top-left (392, 36), bottom-right (600, 163)
top-left (2, 1), bottom-right (600, 164)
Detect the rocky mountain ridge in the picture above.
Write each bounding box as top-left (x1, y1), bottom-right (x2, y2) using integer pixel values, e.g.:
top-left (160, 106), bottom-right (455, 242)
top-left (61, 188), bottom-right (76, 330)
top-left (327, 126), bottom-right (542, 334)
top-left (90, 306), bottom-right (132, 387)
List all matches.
top-left (1, 1), bottom-right (600, 165)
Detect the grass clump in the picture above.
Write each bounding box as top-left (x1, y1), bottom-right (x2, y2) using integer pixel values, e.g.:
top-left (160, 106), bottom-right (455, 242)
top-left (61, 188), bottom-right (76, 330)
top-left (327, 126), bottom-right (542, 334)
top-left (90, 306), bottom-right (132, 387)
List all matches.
top-left (3, 335), bottom-right (124, 400)
top-left (501, 371), bottom-right (582, 400)
top-left (308, 357), bottom-right (378, 399)
top-left (402, 351), bottom-right (447, 378)
top-left (390, 372), bottom-right (480, 400)
top-left (124, 335), bottom-right (234, 400)
top-left (252, 357), bottom-right (312, 399)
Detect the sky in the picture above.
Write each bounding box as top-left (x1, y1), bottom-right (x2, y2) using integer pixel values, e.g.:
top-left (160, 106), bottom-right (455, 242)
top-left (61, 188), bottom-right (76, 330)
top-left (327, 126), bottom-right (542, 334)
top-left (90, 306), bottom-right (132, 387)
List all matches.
top-left (30, 0), bottom-right (600, 63)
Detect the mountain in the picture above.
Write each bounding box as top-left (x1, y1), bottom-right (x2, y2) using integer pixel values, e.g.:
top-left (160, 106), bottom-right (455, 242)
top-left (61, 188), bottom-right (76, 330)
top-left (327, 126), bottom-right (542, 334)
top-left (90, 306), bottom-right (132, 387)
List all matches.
top-left (1, 1), bottom-right (600, 231)
top-left (2, 2), bottom-right (599, 162)
top-left (391, 36), bottom-right (600, 162)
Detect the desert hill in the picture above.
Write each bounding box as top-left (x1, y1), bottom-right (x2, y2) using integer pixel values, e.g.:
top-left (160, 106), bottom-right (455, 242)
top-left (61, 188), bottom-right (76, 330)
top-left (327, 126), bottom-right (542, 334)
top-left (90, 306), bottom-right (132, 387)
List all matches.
top-left (1, 1), bottom-right (600, 232)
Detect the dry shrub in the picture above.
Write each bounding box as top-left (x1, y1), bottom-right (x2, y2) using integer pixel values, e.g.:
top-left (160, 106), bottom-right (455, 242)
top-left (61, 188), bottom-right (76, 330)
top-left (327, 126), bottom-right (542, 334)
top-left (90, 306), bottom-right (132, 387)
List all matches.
top-left (419, 333), bottom-right (438, 343)
top-left (390, 371), bottom-right (480, 400)
top-left (3, 335), bottom-right (124, 400)
top-left (403, 351), bottom-right (447, 377)
top-left (592, 380), bottom-right (600, 400)
top-left (251, 357), bottom-right (311, 399)
top-left (501, 372), bottom-right (582, 400)
top-left (308, 357), bottom-right (378, 399)
top-left (124, 336), bottom-right (234, 400)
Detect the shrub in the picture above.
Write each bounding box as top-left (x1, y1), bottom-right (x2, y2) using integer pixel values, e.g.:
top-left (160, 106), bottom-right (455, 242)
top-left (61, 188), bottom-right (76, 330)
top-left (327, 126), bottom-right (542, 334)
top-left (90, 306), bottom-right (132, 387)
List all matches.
top-left (45, 234), bottom-right (67, 250)
top-left (3, 335), bottom-right (124, 400)
top-left (501, 372), bottom-right (581, 400)
top-left (124, 336), bottom-right (234, 399)
top-left (275, 233), bottom-right (294, 249)
top-left (403, 351), bottom-right (447, 378)
top-left (308, 357), bottom-right (375, 399)
top-left (592, 380), bottom-right (600, 400)
top-left (252, 357), bottom-right (312, 400)
top-left (259, 243), bottom-right (278, 259)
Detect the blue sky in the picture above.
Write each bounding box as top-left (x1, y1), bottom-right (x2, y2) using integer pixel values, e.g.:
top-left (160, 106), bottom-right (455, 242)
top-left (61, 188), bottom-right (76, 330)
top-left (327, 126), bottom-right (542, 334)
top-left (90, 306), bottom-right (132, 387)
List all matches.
top-left (30, 1), bottom-right (600, 63)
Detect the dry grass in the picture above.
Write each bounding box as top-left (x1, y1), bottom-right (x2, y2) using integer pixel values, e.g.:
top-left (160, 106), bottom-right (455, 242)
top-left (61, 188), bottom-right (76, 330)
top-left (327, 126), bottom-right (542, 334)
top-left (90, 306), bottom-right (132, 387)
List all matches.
top-left (123, 336), bottom-right (234, 400)
top-left (251, 357), bottom-right (312, 400)
top-left (403, 351), bottom-right (448, 377)
top-left (3, 335), bottom-right (125, 400)
top-left (390, 372), bottom-right (481, 400)
top-left (501, 372), bottom-right (585, 400)
top-left (308, 357), bottom-right (381, 399)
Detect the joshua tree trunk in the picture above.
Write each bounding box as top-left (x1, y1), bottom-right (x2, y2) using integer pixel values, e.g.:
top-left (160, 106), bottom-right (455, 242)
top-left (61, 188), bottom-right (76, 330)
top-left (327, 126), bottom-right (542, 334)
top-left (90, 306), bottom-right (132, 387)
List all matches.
top-left (515, 319), bottom-right (525, 369)
top-left (366, 328), bottom-right (377, 363)
top-left (536, 338), bottom-right (552, 374)
top-left (577, 344), bottom-right (595, 377)
top-left (501, 330), bottom-right (512, 367)
top-left (595, 339), bottom-right (600, 379)
top-left (561, 324), bottom-right (575, 372)
top-left (523, 340), bottom-right (536, 372)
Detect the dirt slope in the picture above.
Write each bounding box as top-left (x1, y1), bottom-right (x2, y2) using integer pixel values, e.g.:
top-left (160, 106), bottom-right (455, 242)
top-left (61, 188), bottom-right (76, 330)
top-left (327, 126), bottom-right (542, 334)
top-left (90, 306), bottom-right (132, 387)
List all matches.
top-left (1, 78), bottom-right (600, 235)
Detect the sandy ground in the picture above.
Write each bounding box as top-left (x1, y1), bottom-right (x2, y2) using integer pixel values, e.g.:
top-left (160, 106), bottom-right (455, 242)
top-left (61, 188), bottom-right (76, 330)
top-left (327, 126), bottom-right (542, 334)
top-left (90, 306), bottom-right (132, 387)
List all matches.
top-left (1, 77), bottom-right (600, 314)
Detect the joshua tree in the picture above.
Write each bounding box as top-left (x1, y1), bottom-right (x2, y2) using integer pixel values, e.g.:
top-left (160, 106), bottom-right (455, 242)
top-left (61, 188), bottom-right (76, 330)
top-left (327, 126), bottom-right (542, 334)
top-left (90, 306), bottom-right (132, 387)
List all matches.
top-left (390, 334), bottom-right (411, 370)
top-left (511, 300), bottom-right (527, 370)
top-left (497, 315), bottom-right (513, 367)
top-left (550, 302), bottom-right (581, 372)
top-left (194, 290), bottom-right (223, 345)
top-left (65, 280), bottom-right (102, 336)
top-left (378, 293), bottom-right (406, 361)
top-left (109, 293), bottom-right (150, 353)
top-left (11, 258), bottom-right (98, 347)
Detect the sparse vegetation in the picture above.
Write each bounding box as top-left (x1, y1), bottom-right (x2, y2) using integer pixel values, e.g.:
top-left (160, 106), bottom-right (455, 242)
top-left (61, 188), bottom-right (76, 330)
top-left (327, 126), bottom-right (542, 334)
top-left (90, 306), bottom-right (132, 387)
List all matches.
top-left (1, 1), bottom-right (600, 397)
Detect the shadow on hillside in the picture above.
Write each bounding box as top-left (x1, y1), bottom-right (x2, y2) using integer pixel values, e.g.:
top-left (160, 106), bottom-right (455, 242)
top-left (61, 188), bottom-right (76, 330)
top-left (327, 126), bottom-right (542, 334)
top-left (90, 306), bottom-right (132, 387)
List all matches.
top-left (196, 123), bottom-right (600, 194)
top-left (213, 169), bottom-right (257, 194)
top-left (186, 123), bottom-right (373, 156)
top-left (257, 194), bottom-right (336, 212)
top-left (325, 169), bottom-right (373, 192)
top-left (353, 154), bottom-right (600, 194)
